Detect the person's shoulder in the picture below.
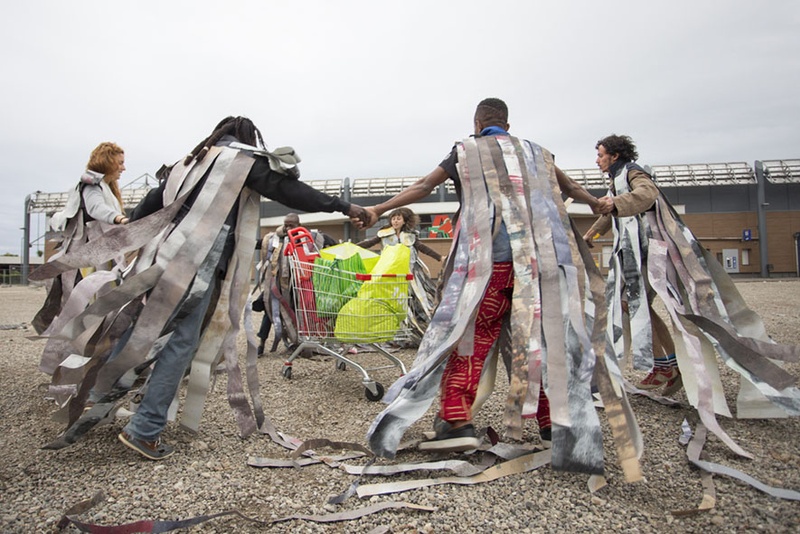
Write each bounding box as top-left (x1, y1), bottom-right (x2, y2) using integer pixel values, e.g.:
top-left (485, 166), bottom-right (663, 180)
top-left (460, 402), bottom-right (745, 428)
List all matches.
top-left (81, 170), bottom-right (104, 185)
top-left (626, 163), bottom-right (652, 178)
top-left (438, 145), bottom-right (459, 178)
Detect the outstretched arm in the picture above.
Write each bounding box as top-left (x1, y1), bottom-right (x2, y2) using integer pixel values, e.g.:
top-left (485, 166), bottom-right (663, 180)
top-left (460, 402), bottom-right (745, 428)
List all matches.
top-left (583, 215), bottom-right (612, 247)
top-left (415, 240), bottom-right (443, 262)
top-left (355, 235), bottom-right (381, 249)
top-left (555, 166), bottom-right (610, 214)
top-left (247, 158), bottom-right (368, 223)
top-left (358, 166), bottom-right (450, 228)
top-left (604, 169), bottom-right (659, 217)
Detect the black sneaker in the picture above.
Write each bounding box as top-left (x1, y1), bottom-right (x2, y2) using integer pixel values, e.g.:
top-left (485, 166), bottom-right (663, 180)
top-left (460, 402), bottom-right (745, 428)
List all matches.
top-left (422, 413), bottom-right (452, 440)
top-left (418, 423), bottom-right (479, 453)
top-left (539, 426), bottom-right (552, 449)
top-left (118, 431), bottom-right (175, 460)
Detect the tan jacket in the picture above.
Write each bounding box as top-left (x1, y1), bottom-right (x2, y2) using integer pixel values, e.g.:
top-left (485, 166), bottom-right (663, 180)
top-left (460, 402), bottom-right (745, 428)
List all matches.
top-left (586, 167), bottom-right (659, 238)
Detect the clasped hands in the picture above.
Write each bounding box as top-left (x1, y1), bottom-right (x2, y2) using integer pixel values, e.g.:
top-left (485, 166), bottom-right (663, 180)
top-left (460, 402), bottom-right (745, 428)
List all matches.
top-left (348, 206), bottom-right (379, 229)
top-left (592, 196), bottom-right (614, 215)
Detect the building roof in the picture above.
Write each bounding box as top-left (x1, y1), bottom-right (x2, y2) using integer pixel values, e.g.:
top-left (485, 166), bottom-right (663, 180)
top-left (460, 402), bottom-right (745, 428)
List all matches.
top-left (25, 159), bottom-right (800, 215)
top-left (761, 159), bottom-right (800, 184)
top-left (564, 162), bottom-right (759, 188)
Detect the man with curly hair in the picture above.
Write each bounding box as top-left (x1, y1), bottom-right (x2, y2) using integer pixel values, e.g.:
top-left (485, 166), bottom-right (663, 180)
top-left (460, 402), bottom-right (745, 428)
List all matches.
top-left (584, 134), bottom-right (800, 457)
top-left (584, 135), bottom-right (680, 394)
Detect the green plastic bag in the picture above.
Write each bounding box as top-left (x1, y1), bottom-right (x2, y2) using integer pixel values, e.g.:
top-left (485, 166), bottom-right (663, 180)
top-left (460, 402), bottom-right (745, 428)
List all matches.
top-left (312, 254), bottom-right (367, 318)
top-left (334, 244), bottom-right (411, 343)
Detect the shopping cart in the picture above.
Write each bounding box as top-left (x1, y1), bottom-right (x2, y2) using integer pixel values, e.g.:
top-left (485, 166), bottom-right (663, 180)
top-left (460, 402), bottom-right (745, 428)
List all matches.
top-left (281, 227), bottom-right (413, 401)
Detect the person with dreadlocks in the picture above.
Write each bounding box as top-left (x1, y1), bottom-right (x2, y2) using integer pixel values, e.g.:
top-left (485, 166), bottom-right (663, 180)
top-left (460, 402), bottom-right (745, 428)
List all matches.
top-left (356, 207), bottom-right (443, 346)
top-left (35, 116), bottom-right (367, 460)
top-left (358, 98), bottom-right (625, 476)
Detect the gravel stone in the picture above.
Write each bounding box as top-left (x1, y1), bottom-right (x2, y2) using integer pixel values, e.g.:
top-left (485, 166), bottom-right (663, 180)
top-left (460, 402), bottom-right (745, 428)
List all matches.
top-left (0, 281), bottom-right (798, 533)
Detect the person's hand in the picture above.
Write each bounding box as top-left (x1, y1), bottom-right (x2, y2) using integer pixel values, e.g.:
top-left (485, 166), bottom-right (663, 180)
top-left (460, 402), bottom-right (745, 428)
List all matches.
top-left (594, 196), bottom-right (615, 215)
top-left (114, 215), bottom-right (129, 225)
top-left (347, 204), bottom-right (369, 226)
top-left (353, 207), bottom-right (380, 229)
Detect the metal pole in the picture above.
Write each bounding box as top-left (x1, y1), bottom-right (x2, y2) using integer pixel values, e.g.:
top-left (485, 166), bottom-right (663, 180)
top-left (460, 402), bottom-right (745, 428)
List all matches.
top-left (795, 232), bottom-right (800, 278)
top-left (22, 194), bottom-right (32, 285)
top-left (754, 161), bottom-right (769, 278)
top-left (342, 177), bottom-right (352, 242)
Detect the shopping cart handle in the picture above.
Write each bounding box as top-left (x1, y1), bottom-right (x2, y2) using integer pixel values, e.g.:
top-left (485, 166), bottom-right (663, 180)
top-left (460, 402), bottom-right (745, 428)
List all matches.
top-left (355, 273), bottom-right (414, 281)
top-left (285, 227), bottom-right (320, 263)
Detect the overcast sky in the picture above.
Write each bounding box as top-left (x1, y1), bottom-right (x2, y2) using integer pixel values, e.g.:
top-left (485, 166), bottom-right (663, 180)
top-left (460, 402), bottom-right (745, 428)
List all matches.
top-left (2, 1), bottom-right (799, 255)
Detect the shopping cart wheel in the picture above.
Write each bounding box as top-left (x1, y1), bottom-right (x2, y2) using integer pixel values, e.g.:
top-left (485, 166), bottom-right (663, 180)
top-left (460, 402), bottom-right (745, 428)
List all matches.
top-left (336, 360), bottom-right (347, 371)
top-left (282, 366), bottom-right (293, 379)
top-left (365, 382), bottom-right (385, 402)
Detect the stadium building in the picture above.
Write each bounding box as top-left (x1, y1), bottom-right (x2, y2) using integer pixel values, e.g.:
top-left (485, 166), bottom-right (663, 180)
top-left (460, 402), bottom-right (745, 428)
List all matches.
top-left (21, 159), bottom-right (800, 283)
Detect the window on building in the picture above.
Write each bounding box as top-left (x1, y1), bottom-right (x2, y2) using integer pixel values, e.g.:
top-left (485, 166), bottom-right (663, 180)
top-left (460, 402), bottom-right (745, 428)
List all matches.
top-left (742, 249), bottom-right (750, 266)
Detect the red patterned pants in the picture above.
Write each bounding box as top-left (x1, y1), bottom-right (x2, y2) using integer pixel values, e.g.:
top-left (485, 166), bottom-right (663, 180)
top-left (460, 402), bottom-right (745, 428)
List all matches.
top-left (439, 262), bottom-right (550, 429)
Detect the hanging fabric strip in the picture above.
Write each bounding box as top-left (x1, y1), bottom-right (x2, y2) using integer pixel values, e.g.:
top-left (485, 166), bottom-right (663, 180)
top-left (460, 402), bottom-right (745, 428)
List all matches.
top-left (221, 187), bottom-right (263, 436)
top-left (571, 217), bottom-right (643, 481)
top-left (485, 137), bottom-right (535, 439)
top-left (92, 149), bottom-right (250, 397)
top-left (517, 138), bottom-right (603, 474)
top-left (366, 138), bottom-right (493, 459)
top-left (610, 164), bottom-right (653, 371)
top-left (29, 192), bottom-right (186, 283)
top-left (647, 239), bottom-right (751, 458)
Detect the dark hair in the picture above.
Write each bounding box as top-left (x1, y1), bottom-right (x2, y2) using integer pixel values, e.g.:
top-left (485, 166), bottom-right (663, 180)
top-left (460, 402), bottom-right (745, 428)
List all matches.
top-left (387, 207), bottom-right (419, 232)
top-left (596, 134), bottom-right (638, 162)
top-left (475, 98), bottom-right (508, 127)
top-left (184, 116), bottom-right (265, 165)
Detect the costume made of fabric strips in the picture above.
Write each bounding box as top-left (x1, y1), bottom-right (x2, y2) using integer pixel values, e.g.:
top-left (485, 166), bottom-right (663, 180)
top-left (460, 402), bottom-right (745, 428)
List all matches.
top-left (32, 141), bottom-right (336, 449)
top-left (368, 135), bottom-right (640, 476)
top-left (595, 161), bottom-right (800, 459)
top-left (357, 228), bottom-right (441, 345)
top-left (259, 226), bottom-right (325, 352)
top-left (33, 171), bottom-right (128, 398)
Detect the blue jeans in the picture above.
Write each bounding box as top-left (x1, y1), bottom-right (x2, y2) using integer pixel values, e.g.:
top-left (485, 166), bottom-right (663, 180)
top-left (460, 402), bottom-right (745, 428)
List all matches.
top-left (124, 281), bottom-right (215, 441)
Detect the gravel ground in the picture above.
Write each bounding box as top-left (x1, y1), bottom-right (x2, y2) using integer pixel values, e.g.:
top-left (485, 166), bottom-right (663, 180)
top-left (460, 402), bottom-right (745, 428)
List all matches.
top-left (0, 280), bottom-right (799, 533)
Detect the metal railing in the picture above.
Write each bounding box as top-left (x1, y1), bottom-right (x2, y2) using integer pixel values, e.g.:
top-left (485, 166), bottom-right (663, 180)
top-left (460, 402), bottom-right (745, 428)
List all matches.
top-left (27, 173), bottom-right (158, 214)
top-left (20, 158), bottom-right (800, 283)
top-left (761, 159), bottom-right (800, 184)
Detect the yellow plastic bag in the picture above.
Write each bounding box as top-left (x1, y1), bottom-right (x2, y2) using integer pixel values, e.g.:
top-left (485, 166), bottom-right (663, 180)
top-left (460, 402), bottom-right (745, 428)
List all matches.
top-left (334, 244), bottom-right (411, 343)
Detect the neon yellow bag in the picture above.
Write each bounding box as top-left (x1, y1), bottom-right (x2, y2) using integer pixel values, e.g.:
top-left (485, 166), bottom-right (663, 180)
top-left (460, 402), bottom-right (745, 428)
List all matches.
top-left (334, 244), bottom-right (411, 343)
